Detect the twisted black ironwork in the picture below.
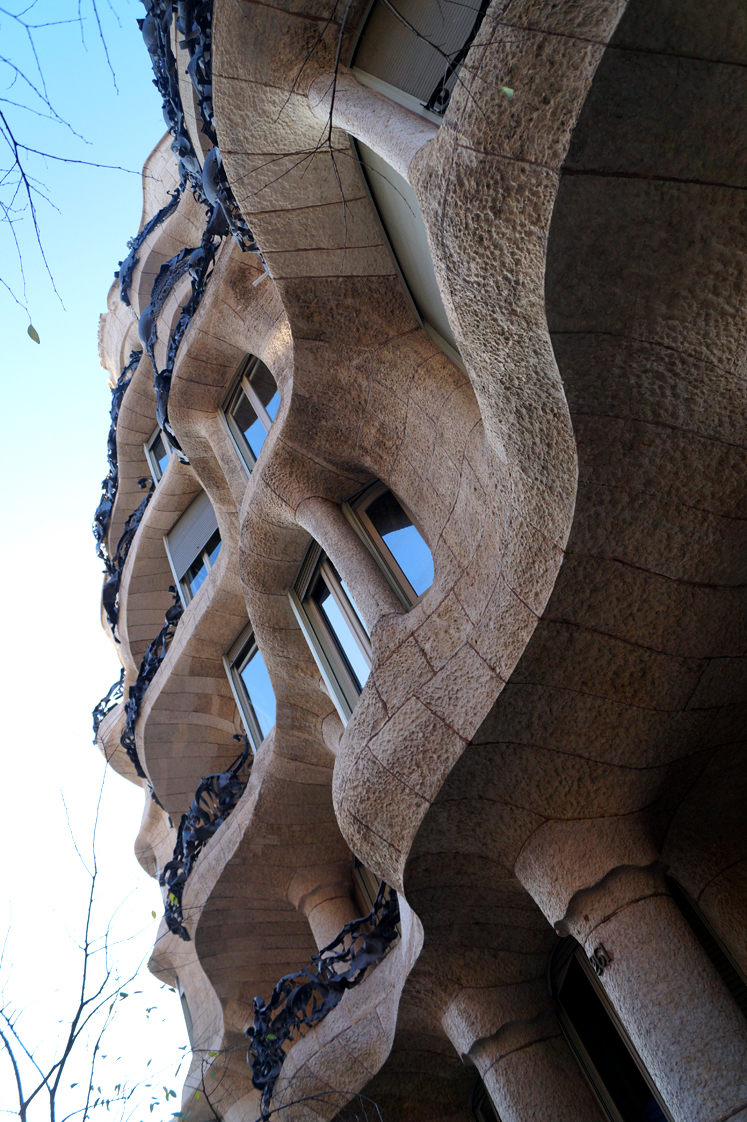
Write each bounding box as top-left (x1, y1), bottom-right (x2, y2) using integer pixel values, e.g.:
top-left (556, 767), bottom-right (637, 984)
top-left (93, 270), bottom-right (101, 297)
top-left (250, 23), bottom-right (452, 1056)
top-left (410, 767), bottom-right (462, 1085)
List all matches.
top-left (101, 477), bottom-right (156, 635)
top-left (138, 219), bottom-right (224, 450)
top-left (246, 885), bottom-right (400, 1118)
top-left (92, 669), bottom-right (125, 743)
top-left (134, 1), bottom-right (262, 450)
top-left (176, 1), bottom-right (258, 251)
top-left (120, 585), bottom-right (184, 780)
top-left (423, 0), bottom-right (491, 114)
top-left (92, 349), bottom-right (143, 566)
top-left (160, 734), bottom-right (253, 940)
top-left (116, 187), bottom-right (182, 307)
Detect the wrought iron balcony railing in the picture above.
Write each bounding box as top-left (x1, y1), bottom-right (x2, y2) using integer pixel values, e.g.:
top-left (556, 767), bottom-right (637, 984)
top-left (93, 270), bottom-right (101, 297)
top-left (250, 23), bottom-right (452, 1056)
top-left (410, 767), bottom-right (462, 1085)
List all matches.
top-left (247, 885), bottom-right (400, 1119)
top-left (160, 735), bottom-right (253, 940)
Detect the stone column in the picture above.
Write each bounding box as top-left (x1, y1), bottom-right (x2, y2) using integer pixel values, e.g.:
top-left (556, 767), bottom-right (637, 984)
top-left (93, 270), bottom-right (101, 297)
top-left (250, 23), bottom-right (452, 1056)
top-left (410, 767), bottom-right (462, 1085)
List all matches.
top-left (307, 66), bottom-right (437, 180)
top-left (286, 862), bottom-right (360, 951)
top-left (443, 982), bottom-right (603, 1122)
top-left (516, 819), bottom-right (747, 1122)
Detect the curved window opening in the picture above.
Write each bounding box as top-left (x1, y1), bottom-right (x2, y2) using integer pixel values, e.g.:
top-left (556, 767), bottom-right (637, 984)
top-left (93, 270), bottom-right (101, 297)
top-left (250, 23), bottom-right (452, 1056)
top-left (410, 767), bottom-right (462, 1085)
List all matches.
top-left (224, 624), bottom-right (276, 752)
top-left (222, 355), bottom-right (280, 470)
top-left (290, 484), bottom-right (432, 722)
top-left (353, 139), bottom-right (459, 356)
top-left (145, 425), bottom-right (173, 483)
top-left (470, 1074), bottom-right (501, 1122)
top-left (351, 0), bottom-right (489, 120)
top-left (666, 876), bottom-right (747, 1021)
top-left (164, 490), bottom-right (222, 607)
top-left (550, 938), bottom-right (672, 1122)
top-left (344, 480), bottom-right (434, 606)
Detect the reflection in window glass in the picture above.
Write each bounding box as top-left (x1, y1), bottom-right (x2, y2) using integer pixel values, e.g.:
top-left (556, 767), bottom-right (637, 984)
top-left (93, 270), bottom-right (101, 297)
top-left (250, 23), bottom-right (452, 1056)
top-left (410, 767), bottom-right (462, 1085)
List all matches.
top-left (181, 530), bottom-right (221, 603)
top-left (151, 433), bottom-right (170, 477)
top-left (186, 560), bottom-right (208, 598)
top-left (239, 646), bottom-right (276, 740)
top-left (314, 581), bottom-right (371, 692)
top-left (207, 533), bottom-right (222, 567)
top-left (224, 356), bottom-right (280, 469)
top-left (366, 490), bottom-right (433, 596)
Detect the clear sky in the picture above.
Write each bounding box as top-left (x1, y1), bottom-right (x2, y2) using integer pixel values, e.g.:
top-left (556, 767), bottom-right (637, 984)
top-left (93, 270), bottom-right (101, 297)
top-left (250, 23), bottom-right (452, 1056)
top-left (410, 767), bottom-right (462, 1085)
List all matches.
top-left (1, 3), bottom-right (192, 1118)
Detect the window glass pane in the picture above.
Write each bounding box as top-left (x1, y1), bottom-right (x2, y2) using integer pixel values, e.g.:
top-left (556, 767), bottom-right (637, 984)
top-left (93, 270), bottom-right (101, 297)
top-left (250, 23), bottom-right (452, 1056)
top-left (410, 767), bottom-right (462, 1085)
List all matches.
top-left (559, 955), bottom-right (667, 1122)
top-left (314, 581), bottom-right (370, 692)
top-left (249, 359), bottom-right (278, 414)
top-left (245, 415), bottom-right (268, 460)
top-left (239, 646), bottom-right (276, 741)
top-left (265, 389), bottom-right (280, 422)
top-left (186, 559), bottom-right (208, 598)
top-left (230, 387), bottom-right (259, 447)
top-left (206, 531), bottom-right (221, 567)
top-left (367, 491), bottom-right (433, 596)
top-left (151, 432), bottom-right (170, 478)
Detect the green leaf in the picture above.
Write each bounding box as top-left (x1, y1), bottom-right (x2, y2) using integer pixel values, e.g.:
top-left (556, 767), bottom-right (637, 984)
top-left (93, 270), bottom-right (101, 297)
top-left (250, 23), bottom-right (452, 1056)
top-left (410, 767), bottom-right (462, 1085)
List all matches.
top-left (151, 911), bottom-right (157, 919)
top-left (207, 1051), bottom-right (219, 1057)
top-left (194, 1091), bottom-right (200, 1101)
top-left (501, 86), bottom-right (514, 98)
top-left (27, 324), bottom-right (40, 344)
top-left (70, 1083), bottom-right (79, 1088)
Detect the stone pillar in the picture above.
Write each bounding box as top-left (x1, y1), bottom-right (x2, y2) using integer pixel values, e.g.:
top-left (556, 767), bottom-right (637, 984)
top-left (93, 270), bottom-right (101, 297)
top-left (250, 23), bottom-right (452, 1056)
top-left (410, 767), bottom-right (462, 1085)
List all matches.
top-left (307, 66), bottom-right (437, 180)
top-left (516, 819), bottom-right (747, 1122)
top-left (286, 862), bottom-right (360, 951)
top-left (442, 982), bottom-right (603, 1122)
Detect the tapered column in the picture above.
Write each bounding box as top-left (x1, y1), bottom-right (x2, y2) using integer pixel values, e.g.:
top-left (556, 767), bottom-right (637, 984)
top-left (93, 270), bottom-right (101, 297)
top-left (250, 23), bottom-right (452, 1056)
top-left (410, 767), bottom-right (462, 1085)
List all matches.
top-left (443, 983), bottom-right (603, 1122)
top-left (286, 862), bottom-right (360, 951)
top-left (307, 66), bottom-right (437, 180)
top-left (516, 820), bottom-right (747, 1122)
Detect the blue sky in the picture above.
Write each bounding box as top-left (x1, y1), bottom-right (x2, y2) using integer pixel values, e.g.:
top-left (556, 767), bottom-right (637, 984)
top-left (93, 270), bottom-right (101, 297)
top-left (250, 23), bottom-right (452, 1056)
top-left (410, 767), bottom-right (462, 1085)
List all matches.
top-left (1, 3), bottom-right (192, 1118)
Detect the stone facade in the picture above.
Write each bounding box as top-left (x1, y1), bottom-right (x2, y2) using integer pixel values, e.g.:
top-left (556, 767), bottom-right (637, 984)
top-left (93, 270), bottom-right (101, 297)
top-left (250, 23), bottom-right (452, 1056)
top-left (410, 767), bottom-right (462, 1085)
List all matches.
top-left (95, 2), bottom-right (747, 1120)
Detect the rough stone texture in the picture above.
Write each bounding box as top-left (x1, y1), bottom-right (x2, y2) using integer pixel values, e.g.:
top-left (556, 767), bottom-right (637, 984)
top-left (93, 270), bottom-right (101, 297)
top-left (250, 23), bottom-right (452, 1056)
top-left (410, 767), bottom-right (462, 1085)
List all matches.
top-left (95, 1), bottom-right (747, 1119)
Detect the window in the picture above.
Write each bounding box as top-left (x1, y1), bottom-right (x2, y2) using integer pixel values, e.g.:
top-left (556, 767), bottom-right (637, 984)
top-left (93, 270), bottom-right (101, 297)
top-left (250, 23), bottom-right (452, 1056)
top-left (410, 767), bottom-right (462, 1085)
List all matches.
top-left (353, 141), bottom-right (459, 355)
top-left (550, 938), bottom-right (672, 1122)
top-left (290, 484), bottom-right (432, 722)
top-left (178, 981), bottom-right (194, 1048)
top-left (291, 545), bottom-right (372, 723)
top-left (353, 858), bottom-right (382, 916)
top-left (144, 426), bottom-right (173, 483)
top-left (470, 1075), bottom-right (500, 1122)
top-left (351, 0), bottom-right (489, 120)
top-left (224, 624), bottom-right (277, 752)
top-left (223, 355), bottom-right (280, 470)
top-left (344, 481), bottom-right (433, 608)
top-left (164, 490), bottom-right (222, 607)
top-left (666, 876), bottom-right (747, 1021)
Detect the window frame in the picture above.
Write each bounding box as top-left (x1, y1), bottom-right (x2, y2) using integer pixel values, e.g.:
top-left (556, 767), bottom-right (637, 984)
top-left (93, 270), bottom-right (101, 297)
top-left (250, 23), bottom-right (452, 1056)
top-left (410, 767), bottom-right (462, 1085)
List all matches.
top-left (163, 491), bottom-right (222, 610)
top-left (223, 622), bottom-right (275, 752)
top-left (221, 354), bottom-right (279, 472)
top-left (176, 529), bottom-right (221, 606)
top-left (144, 425), bottom-right (173, 483)
top-left (342, 480), bottom-right (431, 609)
top-left (549, 937), bottom-right (675, 1122)
top-left (289, 542), bottom-right (373, 725)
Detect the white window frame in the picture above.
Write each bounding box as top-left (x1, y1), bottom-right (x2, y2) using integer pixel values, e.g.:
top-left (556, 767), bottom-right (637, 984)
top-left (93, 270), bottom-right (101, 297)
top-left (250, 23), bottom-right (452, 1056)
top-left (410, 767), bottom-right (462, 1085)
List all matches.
top-left (342, 480), bottom-right (431, 609)
top-left (221, 355), bottom-right (279, 472)
top-left (289, 543), bottom-right (373, 725)
top-left (163, 491), bottom-right (221, 609)
top-left (223, 623), bottom-right (274, 752)
top-left (144, 425), bottom-right (174, 483)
